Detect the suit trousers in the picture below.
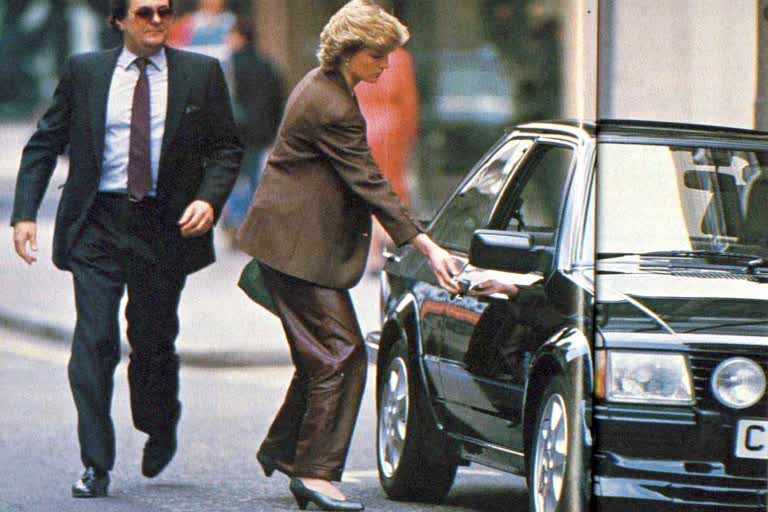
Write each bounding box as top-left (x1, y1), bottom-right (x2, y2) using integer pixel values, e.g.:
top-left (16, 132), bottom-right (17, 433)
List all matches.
top-left (258, 264), bottom-right (367, 481)
top-left (67, 193), bottom-right (186, 473)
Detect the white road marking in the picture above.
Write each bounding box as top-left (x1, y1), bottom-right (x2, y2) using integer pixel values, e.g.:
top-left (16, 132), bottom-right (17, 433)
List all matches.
top-left (342, 468), bottom-right (504, 482)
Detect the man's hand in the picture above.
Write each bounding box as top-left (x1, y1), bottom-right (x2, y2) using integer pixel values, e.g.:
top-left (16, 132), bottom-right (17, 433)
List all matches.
top-left (179, 200), bottom-right (215, 238)
top-left (13, 221), bottom-right (38, 265)
top-left (469, 279), bottom-right (520, 299)
top-left (410, 233), bottom-right (461, 294)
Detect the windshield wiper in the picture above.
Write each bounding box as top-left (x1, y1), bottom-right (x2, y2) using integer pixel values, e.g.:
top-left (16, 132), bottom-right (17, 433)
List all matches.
top-left (644, 250), bottom-right (768, 263)
top-left (598, 250), bottom-right (761, 261)
top-left (599, 251), bottom-right (768, 279)
top-left (746, 258), bottom-right (768, 281)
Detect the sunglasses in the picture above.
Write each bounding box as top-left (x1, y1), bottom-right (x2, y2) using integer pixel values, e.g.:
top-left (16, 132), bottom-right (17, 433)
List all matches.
top-left (133, 6), bottom-right (174, 21)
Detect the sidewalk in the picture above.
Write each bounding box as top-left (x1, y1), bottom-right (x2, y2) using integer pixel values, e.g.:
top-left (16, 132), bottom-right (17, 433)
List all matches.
top-left (0, 121), bottom-right (381, 367)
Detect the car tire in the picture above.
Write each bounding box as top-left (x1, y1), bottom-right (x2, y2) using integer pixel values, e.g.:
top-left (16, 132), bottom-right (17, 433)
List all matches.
top-left (528, 373), bottom-right (588, 512)
top-left (376, 338), bottom-right (457, 502)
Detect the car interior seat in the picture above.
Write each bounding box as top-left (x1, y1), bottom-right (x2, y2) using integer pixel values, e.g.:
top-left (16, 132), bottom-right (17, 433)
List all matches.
top-left (742, 170), bottom-right (768, 246)
top-left (697, 172), bottom-right (743, 237)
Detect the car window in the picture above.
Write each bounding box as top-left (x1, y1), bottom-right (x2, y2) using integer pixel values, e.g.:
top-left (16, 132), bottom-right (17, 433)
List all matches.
top-left (431, 138), bottom-right (533, 252)
top-left (501, 143), bottom-right (574, 249)
top-left (597, 143), bottom-right (768, 257)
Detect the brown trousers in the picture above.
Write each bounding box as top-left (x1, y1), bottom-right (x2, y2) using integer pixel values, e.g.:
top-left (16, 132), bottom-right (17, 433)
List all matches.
top-left (259, 264), bottom-right (367, 481)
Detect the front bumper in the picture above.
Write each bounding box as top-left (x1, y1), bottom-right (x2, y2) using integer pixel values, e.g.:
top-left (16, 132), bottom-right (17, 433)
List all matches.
top-left (593, 403), bottom-right (768, 510)
top-left (594, 455), bottom-right (768, 510)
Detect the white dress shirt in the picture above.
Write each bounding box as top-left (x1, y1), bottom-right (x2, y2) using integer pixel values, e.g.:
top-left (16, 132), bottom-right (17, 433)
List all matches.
top-left (100, 47), bottom-right (168, 196)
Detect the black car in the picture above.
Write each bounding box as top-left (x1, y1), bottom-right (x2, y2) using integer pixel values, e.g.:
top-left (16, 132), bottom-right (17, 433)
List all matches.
top-left (367, 120), bottom-right (768, 511)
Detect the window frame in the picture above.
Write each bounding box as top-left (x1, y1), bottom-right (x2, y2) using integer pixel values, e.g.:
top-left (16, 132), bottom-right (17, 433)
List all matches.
top-left (428, 135), bottom-right (536, 253)
top-left (488, 138), bottom-right (579, 270)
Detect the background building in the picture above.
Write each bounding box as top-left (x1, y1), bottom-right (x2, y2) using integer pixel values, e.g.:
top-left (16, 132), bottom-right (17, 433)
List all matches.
top-left (598, 0), bottom-right (757, 129)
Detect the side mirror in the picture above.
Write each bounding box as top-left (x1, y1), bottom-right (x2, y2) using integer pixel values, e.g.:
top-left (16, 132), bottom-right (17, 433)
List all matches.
top-left (469, 229), bottom-right (550, 273)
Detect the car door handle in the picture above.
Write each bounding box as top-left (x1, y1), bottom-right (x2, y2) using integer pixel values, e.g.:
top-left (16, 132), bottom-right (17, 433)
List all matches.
top-left (453, 278), bottom-right (472, 298)
top-left (382, 250), bottom-right (401, 263)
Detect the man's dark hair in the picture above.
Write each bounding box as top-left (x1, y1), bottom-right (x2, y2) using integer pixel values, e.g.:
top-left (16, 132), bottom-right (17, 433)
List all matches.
top-left (109, 0), bottom-right (174, 31)
top-left (232, 17), bottom-right (255, 44)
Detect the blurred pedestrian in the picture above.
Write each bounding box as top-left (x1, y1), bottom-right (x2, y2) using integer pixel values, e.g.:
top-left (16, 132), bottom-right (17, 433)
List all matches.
top-left (167, 0), bottom-right (235, 47)
top-left (11, 0), bottom-right (241, 498)
top-left (236, 1), bottom-right (460, 510)
top-left (356, 44), bottom-right (419, 272)
top-left (166, 0), bottom-right (235, 60)
top-left (221, 18), bottom-right (285, 241)
top-left (356, 45), bottom-right (418, 205)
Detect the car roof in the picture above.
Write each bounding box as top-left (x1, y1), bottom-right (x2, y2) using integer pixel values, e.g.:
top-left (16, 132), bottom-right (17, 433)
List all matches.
top-left (512, 119), bottom-right (768, 143)
top-left (513, 119), bottom-right (596, 137)
top-left (597, 119), bottom-right (768, 142)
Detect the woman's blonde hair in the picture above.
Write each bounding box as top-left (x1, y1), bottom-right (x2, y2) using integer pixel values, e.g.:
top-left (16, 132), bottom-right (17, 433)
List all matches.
top-left (317, 0), bottom-right (409, 71)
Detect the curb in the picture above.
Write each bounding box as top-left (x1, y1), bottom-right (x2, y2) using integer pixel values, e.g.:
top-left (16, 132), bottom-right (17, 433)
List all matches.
top-left (0, 308), bottom-right (290, 368)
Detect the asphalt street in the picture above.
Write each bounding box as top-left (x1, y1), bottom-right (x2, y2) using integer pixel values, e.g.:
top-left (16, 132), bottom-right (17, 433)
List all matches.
top-left (0, 326), bottom-right (527, 512)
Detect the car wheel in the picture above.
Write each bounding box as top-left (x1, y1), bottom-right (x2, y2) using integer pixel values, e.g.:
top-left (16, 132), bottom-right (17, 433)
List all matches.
top-left (528, 374), bottom-right (587, 512)
top-left (376, 338), bottom-right (457, 501)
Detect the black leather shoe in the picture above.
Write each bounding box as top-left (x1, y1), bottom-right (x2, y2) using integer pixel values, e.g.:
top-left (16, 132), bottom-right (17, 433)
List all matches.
top-left (71, 467), bottom-right (109, 498)
top-left (257, 451), bottom-right (293, 478)
top-left (289, 478), bottom-right (364, 511)
top-left (141, 430), bottom-right (177, 478)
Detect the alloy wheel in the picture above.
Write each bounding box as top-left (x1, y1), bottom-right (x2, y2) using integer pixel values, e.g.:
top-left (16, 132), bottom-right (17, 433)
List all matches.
top-left (532, 392), bottom-right (569, 512)
top-left (378, 355), bottom-right (410, 478)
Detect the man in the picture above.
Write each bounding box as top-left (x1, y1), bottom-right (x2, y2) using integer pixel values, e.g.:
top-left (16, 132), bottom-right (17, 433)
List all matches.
top-left (11, 0), bottom-right (242, 498)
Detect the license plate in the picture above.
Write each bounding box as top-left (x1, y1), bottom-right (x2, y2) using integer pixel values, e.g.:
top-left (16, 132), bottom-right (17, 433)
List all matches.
top-left (735, 419), bottom-right (768, 459)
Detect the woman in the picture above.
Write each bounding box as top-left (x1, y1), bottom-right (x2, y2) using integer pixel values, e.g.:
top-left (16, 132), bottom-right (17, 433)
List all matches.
top-left (236, 1), bottom-right (459, 510)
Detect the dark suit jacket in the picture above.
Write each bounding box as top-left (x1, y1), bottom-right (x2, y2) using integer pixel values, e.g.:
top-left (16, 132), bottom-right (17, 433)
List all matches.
top-left (11, 46), bottom-right (242, 274)
top-left (237, 67), bottom-right (423, 289)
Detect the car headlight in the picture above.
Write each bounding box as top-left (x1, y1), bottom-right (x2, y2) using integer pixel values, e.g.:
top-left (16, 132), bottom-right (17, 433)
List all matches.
top-left (711, 357), bottom-right (766, 409)
top-left (597, 351), bottom-right (693, 405)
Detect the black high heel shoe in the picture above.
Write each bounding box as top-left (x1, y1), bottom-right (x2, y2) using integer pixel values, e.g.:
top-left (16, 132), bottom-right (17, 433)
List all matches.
top-left (289, 478), bottom-right (364, 511)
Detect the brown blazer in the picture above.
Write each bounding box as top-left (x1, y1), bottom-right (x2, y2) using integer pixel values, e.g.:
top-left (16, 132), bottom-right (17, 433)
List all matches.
top-left (236, 67), bottom-right (423, 289)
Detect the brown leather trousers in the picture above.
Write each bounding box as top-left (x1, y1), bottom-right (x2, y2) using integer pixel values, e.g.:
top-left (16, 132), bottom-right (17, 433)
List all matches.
top-left (258, 264), bottom-right (368, 481)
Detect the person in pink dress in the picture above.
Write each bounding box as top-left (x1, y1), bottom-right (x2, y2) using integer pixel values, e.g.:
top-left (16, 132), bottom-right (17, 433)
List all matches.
top-left (355, 46), bottom-right (419, 271)
top-left (355, 45), bottom-right (419, 205)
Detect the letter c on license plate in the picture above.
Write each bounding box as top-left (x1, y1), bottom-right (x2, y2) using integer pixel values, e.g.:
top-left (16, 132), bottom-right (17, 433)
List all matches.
top-left (735, 420), bottom-right (768, 459)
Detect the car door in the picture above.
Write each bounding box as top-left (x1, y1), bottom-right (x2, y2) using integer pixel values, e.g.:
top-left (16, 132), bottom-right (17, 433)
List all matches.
top-left (438, 139), bottom-right (577, 450)
top-left (425, 136), bottom-right (533, 398)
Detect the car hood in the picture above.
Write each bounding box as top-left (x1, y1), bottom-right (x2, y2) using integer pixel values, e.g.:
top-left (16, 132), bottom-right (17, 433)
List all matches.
top-left (596, 261), bottom-right (768, 340)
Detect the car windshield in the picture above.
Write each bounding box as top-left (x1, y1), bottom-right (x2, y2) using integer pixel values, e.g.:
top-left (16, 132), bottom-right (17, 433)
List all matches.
top-left (597, 142), bottom-right (768, 261)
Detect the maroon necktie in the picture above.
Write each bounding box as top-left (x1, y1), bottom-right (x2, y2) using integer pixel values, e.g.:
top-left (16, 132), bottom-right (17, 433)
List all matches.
top-left (127, 57), bottom-right (152, 201)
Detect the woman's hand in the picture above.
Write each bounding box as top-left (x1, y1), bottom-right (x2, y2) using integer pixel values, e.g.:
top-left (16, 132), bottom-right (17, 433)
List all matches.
top-left (410, 233), bottom-right (461, 294)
